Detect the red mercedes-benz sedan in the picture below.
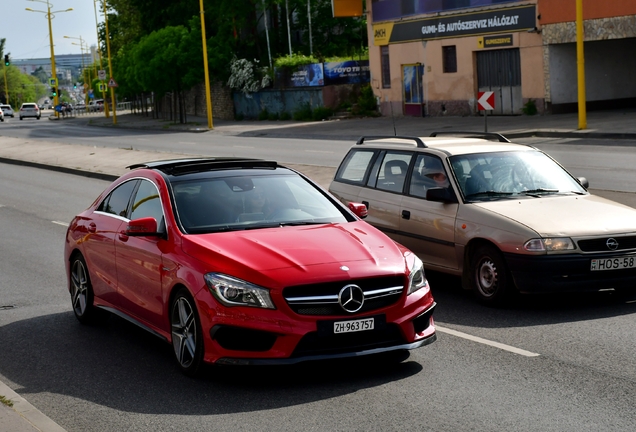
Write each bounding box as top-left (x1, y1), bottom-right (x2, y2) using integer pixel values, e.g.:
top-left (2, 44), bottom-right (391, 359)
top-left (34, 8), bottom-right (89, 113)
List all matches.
top-left (64, 158), bottom-right (436, 375)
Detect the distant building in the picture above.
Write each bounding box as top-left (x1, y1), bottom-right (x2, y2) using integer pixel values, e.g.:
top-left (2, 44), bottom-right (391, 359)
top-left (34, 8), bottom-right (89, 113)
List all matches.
top-left (13, 47), bottom-right (97, 82)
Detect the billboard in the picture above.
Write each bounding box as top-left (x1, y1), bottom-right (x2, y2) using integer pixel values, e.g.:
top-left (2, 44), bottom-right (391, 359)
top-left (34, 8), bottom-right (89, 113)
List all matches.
top-left (324, 60), bottom-right (370, 85)
top-left (277, 64), bottom-right (325, 87)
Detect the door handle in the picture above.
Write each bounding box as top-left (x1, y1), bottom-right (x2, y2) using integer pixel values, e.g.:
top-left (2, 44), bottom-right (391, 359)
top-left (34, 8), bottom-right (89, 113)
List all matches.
top-left (88, 223), bottom-right (96, 233)
top-left (401, 210), bottom-right (411, 220)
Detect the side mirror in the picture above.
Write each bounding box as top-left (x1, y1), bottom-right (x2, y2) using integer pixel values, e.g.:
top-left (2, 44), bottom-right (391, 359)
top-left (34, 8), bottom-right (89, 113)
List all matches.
top-left (126, 217), bottom-right (159, 237)
top-left (348, 202), bottom-right (368, 219)
top-left (577, 177), bottom-right (589, 189)
top-left (426, 187), bottom-right (458, 203)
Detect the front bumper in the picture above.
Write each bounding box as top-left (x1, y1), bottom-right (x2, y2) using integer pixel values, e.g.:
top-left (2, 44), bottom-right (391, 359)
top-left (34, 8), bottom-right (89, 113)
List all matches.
top-left (195, 288), bottom-right (437, 365)
top-left (505, 251), bottom-right (636, 293)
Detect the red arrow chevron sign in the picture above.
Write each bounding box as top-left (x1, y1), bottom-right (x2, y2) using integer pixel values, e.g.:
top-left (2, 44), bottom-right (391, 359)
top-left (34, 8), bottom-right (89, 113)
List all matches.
top-left (478, 91), bottom-right (495, 110)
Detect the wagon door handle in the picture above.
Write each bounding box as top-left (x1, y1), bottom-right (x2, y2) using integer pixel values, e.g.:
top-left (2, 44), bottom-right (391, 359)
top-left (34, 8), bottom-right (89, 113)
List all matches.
top-left (401, 210), bottom-right (411, 220)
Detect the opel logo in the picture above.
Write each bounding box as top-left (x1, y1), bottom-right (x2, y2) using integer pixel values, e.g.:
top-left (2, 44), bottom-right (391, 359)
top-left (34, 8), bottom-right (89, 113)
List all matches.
top-left (338, 284), bottom-right (364, 313)
top-left (606, 238), bottom-right (619, 250)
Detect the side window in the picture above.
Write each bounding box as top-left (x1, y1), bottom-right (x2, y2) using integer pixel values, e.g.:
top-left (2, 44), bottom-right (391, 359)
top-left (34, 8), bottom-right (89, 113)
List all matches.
top-left (98, 180), bottom-right (138, 218)
top-left (130, 180), bottom-right (164, 225)
top-left (381, 46), bottom-right (391, 88)
top-left (409, 155), bottom-right (449, 199)
top-left (335, 150), bottom-right (376, 185)
top-left (443, 46), bottom-right (457, 73)
top-left (376, 152), bottom-right (412, 193)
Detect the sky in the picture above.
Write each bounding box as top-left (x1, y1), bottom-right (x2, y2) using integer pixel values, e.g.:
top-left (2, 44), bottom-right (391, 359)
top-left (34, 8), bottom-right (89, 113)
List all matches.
top-left (1, 0), bottom-right (103, 60)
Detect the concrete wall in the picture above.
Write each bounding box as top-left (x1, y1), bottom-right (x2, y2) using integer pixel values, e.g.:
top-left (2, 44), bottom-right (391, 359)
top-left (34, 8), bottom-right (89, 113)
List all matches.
top-left (233, 88), bottom-right (324, 119)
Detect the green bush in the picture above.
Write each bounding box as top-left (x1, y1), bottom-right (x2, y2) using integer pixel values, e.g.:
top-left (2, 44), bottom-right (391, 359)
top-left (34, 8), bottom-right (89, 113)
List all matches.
top-left (312, 107), bottom-right (333, 121)
top-left (267, 111), bottom-right (280, 121)
top-left (293, 103), bottom-right (313, 121)
top-left (522, 99), bottom-right (538, 115)
top-left (258, 108), bottom-right (269, 121)
top-left (279, 112), bottom-right (291, 121)
top-left (357, 85), bottom-right (378, 112)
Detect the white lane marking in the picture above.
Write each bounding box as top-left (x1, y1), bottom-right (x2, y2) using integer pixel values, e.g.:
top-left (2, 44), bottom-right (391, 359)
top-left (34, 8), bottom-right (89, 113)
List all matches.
top-left (52, 221), bottom-right (69, 227)
top-left (436, 325), bottom-right (540, 357)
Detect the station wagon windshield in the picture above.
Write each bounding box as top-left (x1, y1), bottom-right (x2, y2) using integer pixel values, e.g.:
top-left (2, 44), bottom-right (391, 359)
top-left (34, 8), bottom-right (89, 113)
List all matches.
top-left (449, 150), bottom-right (587, 201)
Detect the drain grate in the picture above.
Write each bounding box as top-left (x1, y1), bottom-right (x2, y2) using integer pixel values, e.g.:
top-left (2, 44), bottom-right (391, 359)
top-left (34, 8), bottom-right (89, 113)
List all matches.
top-left (0, 305), bottom-right (16, 310)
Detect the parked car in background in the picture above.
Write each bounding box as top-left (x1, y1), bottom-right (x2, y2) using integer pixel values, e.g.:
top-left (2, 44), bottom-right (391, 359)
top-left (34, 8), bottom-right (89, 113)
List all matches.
top-left (64, 158), bottom-right (437, 375)
top-left (329, 133), bottom-right (636, 305)
top-left (88, 99), bottom-right (104, 112)
top-left (0, 107), bottom-right (4, 122)
top-left (0, 104), bottom-right (14, 117)
top-left (19, 103), bottom-right (41, 120)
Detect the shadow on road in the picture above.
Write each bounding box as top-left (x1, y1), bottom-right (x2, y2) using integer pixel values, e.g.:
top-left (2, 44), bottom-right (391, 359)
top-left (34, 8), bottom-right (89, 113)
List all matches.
top-left (427, 270), bottom-right (636, 328)
top-left (0, 311), bottom-right (423, 415)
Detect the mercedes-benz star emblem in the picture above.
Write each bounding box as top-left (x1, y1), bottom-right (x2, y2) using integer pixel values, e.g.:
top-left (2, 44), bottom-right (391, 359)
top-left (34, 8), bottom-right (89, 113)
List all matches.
top-left (338, 284), bottom-right (364, 313)
top-left (606, 238), bottom-right (619, 250)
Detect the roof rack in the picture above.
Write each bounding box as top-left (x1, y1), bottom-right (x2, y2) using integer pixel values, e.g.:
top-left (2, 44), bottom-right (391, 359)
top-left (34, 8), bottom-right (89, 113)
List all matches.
top-left (429, 131), bottom-right (511, 143)
top-left (356, 135), bottom-right (427, 148)
top-left (127, 158), bottom-right (278, 175)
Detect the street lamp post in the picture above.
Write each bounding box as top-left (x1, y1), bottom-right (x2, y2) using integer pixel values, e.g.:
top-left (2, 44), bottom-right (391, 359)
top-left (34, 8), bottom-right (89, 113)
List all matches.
top-left (99, 0), bottom-right (117, 125)
top-left (25, 0), bottom-right (73, 118)
top-left (65, 36), bottom-right (91, 108)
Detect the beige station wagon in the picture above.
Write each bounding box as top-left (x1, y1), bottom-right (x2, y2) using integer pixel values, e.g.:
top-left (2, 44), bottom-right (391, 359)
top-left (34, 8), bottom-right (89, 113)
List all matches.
top-left (329, 133), bottom-right (636, 304)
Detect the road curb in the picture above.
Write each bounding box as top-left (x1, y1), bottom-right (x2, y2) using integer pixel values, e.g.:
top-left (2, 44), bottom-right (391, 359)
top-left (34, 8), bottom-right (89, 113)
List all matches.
top-left (0, 379), bottom-right (67, 432)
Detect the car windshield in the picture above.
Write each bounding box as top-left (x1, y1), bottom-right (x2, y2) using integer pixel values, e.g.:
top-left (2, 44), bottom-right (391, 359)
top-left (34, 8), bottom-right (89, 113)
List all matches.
top-left (449, 150), bottom-right (587, 201)
top-left (172, 173), bottom-right (350, 234)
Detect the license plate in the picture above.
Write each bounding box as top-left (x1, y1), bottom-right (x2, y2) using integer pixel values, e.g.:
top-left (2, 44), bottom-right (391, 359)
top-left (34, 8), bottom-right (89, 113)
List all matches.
top-left (334, 318), bottom-right (374, 334)
top-left (590, 256), bottom-right (636, 271)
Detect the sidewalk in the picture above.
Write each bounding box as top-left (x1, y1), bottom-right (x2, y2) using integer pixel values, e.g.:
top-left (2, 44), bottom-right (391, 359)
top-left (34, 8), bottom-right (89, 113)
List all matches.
top-left (64, 107), bottom-right (636, 141)
top-left (1, 107), bottom-right (636, 432)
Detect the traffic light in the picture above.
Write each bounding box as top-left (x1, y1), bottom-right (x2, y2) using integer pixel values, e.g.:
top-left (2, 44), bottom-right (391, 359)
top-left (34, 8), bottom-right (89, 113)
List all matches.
top-left (73, 83), bottom-right (77, 89)
top-left (3, 55), bottom-right (9, 67)
top-left (51, 87), bottom-right (57, 97)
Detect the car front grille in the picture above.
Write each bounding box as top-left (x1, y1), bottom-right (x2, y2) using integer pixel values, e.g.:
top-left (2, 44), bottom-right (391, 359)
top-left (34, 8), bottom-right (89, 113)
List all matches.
top-left (577, 236), bottom-right (636, 252)
top-left (291, 323), bottom-right (405, 358)
top-left (283, 276), bottom-right (405, 316)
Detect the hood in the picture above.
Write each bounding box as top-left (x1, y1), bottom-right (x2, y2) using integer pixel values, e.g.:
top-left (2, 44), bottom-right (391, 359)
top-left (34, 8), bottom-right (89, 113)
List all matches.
top-left (474, 194), bottom-right (636, 237)
top-left (182, 222), bottom-right (406, 274)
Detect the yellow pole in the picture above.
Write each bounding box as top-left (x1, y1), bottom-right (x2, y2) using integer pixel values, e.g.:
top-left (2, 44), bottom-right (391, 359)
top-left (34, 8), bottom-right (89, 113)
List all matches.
top-left (93, 0), bottom-right (109, 117)
top-left (46, 1), bottom-right (59, 117)
top-left (576, 0), bottom-right (586, 130)
top-left (3, 67), bottom-right (8, 106)
top-left (200, 0), bottom-right (214, 129)
top-left (102, 0), bottom-right (116, 125)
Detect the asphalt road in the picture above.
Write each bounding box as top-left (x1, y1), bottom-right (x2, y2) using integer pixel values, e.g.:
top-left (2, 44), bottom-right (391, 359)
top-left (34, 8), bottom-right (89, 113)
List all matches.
top-left (1, 161), bottom-right (635, 431)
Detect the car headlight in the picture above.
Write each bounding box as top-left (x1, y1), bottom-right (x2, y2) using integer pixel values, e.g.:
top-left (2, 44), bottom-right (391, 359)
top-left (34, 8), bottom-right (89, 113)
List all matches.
top-left (407, 255), bottom-right (429, 295)
top-left (204, 273), bottom-right (275, 309)
top-left (524, 237), bottom-right (575, 251)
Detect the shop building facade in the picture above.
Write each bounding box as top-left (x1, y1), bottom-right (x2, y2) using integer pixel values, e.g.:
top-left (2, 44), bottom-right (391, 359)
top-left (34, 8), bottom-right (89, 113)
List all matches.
top-left (366, 0), bottom-right (636, 116)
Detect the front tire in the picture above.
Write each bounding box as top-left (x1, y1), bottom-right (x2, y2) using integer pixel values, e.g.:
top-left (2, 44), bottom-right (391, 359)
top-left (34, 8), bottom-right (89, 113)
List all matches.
top-left (70, 254), bottom-right (108, 324)
top-left (470, 244), bottom-right (513, 306)
top-left (170, 288), bottom-right (204, 376)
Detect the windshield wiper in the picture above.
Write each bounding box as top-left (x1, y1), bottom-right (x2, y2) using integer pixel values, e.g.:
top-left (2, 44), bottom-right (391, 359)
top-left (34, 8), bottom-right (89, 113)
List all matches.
top-left (465, 191), bottom-right (513, 199)
top-left (519, 188), bottom-right (559, 197)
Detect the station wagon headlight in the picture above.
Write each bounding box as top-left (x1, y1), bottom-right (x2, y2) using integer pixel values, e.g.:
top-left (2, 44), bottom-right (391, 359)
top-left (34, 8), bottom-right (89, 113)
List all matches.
top-left (524, 237), bottom-right (575, 252)
top-left (204, 273), bottom-right (275, 309)
top-left (407, 255), bottom-right (429, 295)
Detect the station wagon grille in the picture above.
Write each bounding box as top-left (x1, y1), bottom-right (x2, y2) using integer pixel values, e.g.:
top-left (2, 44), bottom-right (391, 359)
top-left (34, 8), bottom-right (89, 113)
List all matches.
top-left (577, 236), bottom-right (636, 252)
top-left (283, 276), bottom-right (404, 316)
